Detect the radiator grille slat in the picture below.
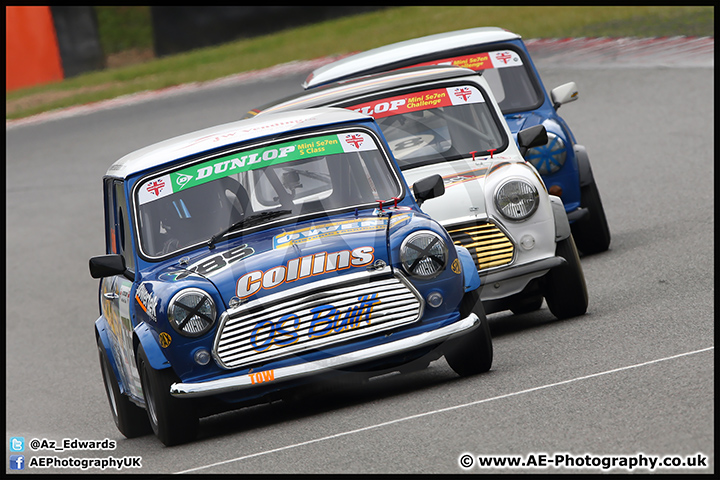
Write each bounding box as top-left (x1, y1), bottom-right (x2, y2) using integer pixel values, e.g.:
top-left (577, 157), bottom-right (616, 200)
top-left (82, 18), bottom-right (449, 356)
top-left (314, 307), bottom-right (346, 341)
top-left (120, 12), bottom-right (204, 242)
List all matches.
top-left (447, 221), bottom-right (515, 271)
top-left (213, 273), bottom-right (422, 369)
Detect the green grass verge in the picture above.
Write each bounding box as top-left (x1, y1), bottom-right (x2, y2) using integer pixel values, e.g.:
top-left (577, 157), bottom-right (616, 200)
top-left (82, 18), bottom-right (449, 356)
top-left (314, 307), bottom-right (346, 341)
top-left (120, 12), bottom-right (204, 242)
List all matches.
top-left (6, 6), bottom-right (713, 120)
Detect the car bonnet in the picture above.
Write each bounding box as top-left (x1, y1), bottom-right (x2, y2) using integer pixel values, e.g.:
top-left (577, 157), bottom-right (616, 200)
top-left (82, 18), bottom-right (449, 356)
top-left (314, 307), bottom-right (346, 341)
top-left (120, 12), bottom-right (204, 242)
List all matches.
top-left (161, 210), bottom-right (412, 308)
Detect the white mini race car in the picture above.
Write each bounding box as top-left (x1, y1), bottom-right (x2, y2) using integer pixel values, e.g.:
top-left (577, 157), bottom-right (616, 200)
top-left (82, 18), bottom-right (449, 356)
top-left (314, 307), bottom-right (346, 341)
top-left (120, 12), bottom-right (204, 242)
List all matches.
top-left (246, 66), bottom-right (588, 318)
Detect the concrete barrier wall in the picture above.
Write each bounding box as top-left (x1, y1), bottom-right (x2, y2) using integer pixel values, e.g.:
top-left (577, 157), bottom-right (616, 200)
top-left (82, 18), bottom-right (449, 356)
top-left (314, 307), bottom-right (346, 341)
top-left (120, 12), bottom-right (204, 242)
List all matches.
top-left (50, 6), bottom-right (105, 78)
top-left (151, 6), bottom-right (385, 57)
top-left (7, 6), bottom-right (383, 91)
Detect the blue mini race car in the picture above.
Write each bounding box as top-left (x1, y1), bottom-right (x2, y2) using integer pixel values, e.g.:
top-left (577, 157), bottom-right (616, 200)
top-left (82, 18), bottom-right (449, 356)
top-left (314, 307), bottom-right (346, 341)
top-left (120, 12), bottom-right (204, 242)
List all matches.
top-left (89, 108), bottom-right (491, 446)
top-left (302, 27), bottom-right (611, 255)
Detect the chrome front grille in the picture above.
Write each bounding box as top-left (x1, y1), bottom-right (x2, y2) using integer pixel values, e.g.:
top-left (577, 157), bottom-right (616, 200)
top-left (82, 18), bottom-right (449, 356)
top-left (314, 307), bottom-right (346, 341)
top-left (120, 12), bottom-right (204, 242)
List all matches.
top-left (213, 269), bottom-right (423, 370)
top-left (447, 221), bottom-right (515, 271)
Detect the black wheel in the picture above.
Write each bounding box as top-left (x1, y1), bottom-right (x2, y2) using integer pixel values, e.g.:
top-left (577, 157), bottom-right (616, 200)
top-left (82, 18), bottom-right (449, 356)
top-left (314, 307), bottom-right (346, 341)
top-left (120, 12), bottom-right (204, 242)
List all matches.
top-left (444, 288), bottom-right (493, 376)
top-left (543, 234), bottom-right (588, 320)
top-left (572, 179), bottom-right (611, 255)
top-left (137, 345), bottom-right (198, 446)
top-left (97, 337), bottom-right (152, 438)
top-left (510, 295), bottom-right (544, 315)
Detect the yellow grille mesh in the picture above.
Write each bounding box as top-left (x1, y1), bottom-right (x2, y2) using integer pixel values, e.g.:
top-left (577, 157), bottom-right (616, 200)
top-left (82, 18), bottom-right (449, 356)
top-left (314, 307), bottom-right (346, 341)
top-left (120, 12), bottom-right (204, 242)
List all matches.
top-left (447, 222), bottom-right (514, 271)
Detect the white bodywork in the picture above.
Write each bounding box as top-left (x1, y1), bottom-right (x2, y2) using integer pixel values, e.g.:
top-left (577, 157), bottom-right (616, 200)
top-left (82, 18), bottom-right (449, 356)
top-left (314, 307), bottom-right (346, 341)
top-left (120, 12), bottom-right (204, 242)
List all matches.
top-left (257, 69), bottom-right (567, 304)
top-left (404, 156), bottom-right (557, 301)
top-left (409, 75), bottom-right (561, 301)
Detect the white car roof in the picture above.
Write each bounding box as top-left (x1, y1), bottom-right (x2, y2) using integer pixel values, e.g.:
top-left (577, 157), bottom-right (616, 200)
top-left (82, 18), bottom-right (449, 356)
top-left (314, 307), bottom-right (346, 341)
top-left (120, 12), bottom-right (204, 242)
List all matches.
top-left (260, 66), bottom-right (478, 116)
top-left (106, 108), bottom-right (369, 179)
top-left (304, 27), bottom-right (520, 89)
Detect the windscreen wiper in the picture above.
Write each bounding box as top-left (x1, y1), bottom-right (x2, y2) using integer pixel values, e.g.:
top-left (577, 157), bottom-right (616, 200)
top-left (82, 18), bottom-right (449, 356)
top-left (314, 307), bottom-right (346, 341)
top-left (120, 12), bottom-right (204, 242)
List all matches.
top-left (207, 210), bottom-right (292, 249)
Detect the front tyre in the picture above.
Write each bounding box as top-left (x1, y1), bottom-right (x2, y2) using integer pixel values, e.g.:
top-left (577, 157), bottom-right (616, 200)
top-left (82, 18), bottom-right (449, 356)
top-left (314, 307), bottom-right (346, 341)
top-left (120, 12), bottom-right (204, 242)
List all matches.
top-left (444, 288), bottom-right (493, 376)
top-left (510, 294), bottom-right (544, 315)
top-left (572, 179), bottom-right (611, 255)
top-left (137, 345), bottom-right (198, 446)
top-left (543, 234), bottom-right (588, 320)
top-left (97, 337), bottom-right (152, 438)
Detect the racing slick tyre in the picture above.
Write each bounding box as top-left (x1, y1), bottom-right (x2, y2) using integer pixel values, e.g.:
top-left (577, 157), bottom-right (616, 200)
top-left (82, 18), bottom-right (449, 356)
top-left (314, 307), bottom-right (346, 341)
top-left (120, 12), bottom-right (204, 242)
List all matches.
top-left (543, 234), bottom-right (588, 320)
top-left (444, 287), bottom-right (493, 376)
top-left (572, 179), bottom-right (611, 255)
top-left (97, 337), bottom-right (152, 438)
top-left (137, 345), bottom-right (199, 446)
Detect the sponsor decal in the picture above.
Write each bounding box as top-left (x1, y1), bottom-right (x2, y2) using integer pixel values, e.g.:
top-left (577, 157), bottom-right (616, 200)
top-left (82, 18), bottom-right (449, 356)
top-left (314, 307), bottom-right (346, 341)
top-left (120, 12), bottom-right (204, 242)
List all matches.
top-left (137, 174), bottom-right (173, 204)
top-left (161, 244), bottom-right (255, 281)
top-left (272, 214), bottom-right (411, 249)
top-left (410, 50), bottom-right (523, 71)
top-left (249, 369), bottom-right (275, 384)
top-left (344, 133), bottom-right (365, 149)
top-left (176, 115), bottom-right (319, 152)
top-left (453, 86), bottom-right (474, 101)
top-left (441, 162), bottom-right (511, 189)
top-left (349, 86), bottom-right (484, 120)
top-left (236, 246), bottom-right (374, 298)
top-left (451, 258), bottom-right (462, 275)
top-left (138, 132), bottom-right (378, 205)
top-left (248, 293), bottom-right (382, 353)
top-left (135, 283), bottom-right (159, 322)
top-left (159, 332), bottom-right (172, 348)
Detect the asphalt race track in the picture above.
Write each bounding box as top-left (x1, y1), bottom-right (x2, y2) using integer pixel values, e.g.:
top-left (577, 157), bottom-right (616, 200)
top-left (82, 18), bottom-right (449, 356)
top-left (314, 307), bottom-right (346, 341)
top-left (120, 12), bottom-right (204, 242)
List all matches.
top-left (6, 41), bottom-right (714, 474)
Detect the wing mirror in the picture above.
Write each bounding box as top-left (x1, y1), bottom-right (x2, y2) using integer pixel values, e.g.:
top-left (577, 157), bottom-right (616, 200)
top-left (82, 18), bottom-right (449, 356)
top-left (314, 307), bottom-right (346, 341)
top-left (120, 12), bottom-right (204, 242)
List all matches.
top-left (412, 174), bottom-right (445, 206)
top-left (550, 82), bottom-right (579, 110)
top-left (518, 125), bottom-right (548, 158)
top-left (89, 254), bottom-right (133, 280)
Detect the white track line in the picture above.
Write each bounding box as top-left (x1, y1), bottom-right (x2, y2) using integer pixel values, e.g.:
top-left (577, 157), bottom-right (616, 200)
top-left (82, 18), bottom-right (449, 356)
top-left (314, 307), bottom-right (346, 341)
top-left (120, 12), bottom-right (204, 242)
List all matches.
top-left (174, 346), bottom-right (713, 474)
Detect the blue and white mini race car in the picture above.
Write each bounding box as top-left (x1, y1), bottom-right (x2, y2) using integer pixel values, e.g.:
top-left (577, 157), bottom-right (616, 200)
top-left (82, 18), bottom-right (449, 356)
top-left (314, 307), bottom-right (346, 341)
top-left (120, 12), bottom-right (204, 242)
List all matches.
top-left (301, 27), bottom-right (611, 255)
top-left (89, 108), bottom-right (491, 446)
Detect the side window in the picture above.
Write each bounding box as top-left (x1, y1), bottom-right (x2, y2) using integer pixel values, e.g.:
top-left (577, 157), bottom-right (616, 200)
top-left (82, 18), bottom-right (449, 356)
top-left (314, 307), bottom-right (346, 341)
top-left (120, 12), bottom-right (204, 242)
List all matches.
top-left (114, 181), bottom-right (135, 272)
top-left (104, 178), bottom-right (118, 255)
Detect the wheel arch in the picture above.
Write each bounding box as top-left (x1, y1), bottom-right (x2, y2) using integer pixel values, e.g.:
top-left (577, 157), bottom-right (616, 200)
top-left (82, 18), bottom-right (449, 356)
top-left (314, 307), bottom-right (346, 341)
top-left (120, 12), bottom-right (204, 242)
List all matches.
top-left (95, 316), bottom-right (130, 395)
top-left (574, 144), bottom-right (595, 187)
top-left (133, 322), bottom-right (172, 371)
top-left (456, 245), bottom-right (482, 292)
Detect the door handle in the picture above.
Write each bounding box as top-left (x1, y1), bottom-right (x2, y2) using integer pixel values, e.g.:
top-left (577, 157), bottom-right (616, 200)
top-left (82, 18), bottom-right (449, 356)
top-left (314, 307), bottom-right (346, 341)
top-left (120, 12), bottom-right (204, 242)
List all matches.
top-left (103, 292), bottom-right (119, 300)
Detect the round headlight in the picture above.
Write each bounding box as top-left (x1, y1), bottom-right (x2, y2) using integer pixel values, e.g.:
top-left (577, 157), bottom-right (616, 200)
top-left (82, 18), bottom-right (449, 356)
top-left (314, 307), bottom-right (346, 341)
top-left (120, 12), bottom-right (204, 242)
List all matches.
top-left (167, 288), bottom-right (217, 337)
top-left (525, 132), bottom-right (567, 175)
top-left (400, 231), bottom-right (448, 278)
top-left (494, 179), bottom-right (540, 221)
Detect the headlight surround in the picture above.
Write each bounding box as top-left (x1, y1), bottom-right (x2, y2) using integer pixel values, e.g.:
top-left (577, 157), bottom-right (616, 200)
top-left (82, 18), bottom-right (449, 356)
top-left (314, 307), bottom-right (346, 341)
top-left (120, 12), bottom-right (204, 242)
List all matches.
top-left (525, 131), bottom-right (567, 175)
top-left (400, 231), bottom-right (448, 279)
top-left (494, 179), bottom-right (540, 221)
top-left (167, 288), bottom-right (217, 337)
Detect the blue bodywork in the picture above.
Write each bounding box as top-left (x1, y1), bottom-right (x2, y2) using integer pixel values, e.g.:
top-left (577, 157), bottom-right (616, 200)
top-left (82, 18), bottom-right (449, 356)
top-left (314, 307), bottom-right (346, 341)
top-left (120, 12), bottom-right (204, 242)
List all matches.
top-left (94, 116), bottom-right (483, 410)
top-left (489, 38), bottom-right (584, 221)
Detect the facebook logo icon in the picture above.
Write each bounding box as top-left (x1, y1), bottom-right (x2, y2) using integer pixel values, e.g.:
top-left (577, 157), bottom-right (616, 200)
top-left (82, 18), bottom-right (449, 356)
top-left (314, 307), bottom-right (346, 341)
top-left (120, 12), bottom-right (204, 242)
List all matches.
top-left (10, 455), bottom-right (25, 470)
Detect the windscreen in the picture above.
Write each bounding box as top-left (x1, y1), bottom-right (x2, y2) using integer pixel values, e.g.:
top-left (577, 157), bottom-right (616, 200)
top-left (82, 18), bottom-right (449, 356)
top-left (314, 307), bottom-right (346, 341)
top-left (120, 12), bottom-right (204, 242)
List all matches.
top-left (410, 50), bottom-right (542, 113)
top-left (134, 130), bottom-right (401, 258)
top-left (342, 85), bottom-right (506, 169)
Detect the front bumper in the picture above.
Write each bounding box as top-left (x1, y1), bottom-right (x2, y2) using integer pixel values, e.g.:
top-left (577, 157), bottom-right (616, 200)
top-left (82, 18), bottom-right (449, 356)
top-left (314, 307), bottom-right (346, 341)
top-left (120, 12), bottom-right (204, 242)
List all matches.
top-left (479, 256), bottom-right (566, 301)
top-left (170, 312), bottom-right (479, 398)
